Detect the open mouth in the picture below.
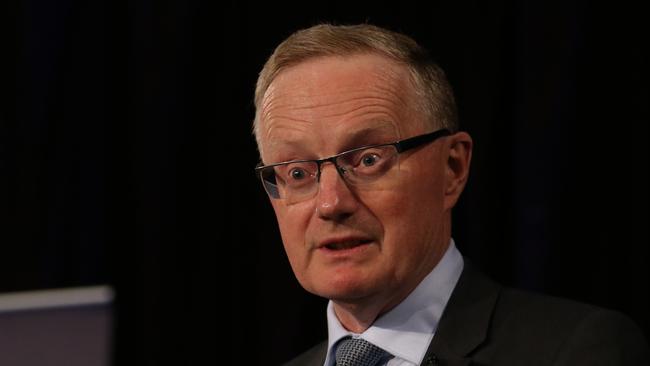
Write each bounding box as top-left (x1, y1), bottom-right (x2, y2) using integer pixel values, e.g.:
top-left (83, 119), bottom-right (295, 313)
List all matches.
top-left (323, 239), bottom-right (372, 250)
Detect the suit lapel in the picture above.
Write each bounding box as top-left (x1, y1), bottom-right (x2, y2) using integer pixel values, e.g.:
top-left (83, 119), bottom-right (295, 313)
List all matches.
top-left (420, 260), bottom-right (501, 366)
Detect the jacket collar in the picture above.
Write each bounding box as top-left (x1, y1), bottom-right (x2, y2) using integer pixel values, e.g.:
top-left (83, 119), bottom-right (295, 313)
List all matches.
top-left (420, 260), bottom-right (501, 366)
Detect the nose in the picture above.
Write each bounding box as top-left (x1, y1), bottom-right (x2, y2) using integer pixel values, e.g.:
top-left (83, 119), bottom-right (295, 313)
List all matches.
top-left (315, 163), bottom-right (359, 221)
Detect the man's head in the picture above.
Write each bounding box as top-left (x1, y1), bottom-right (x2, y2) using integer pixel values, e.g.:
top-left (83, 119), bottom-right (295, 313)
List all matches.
top-left (253, 24), bottom-right (458, 144)
top-left (253, 24), bottom-right (472, 324)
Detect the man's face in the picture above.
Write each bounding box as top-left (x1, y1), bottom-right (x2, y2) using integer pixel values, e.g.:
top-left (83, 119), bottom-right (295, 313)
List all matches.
top-left (258, 54), bottom-right (459, 311)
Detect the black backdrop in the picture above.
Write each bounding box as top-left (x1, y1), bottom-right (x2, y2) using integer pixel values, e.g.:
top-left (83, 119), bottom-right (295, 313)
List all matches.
top-left (3, 1), bottom-right (648, 365)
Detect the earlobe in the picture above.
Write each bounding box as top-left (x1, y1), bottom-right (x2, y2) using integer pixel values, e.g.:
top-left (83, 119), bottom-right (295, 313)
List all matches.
top-left (444, 132), bottom-right (473, 208)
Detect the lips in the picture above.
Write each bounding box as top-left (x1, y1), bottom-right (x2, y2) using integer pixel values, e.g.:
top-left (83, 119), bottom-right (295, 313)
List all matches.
top-left (318, 237), bottom-right (373, 251)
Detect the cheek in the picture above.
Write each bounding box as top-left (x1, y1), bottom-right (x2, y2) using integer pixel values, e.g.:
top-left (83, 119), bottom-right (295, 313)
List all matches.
top-left (376, 172), bottom-right (444, 250)
top-left (272, 201), bottom-right (312, 254)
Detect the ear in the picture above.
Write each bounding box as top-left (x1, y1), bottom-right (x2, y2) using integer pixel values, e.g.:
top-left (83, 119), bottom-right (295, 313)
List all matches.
top-left (443, 132), bottom-right (473, 211)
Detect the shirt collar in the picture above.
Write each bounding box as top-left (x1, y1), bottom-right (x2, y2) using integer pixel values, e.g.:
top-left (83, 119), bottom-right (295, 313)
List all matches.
top-left (324, 239), bottom-right (464, 366)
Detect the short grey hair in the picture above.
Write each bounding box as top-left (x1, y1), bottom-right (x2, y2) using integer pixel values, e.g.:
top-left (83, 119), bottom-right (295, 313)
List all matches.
top-left (253, 23), bottom-right (459, 145)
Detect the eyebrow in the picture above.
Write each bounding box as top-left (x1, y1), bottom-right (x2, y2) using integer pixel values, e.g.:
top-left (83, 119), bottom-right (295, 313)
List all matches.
top-left (337, 122), bottom-right (399, 151)
top-left (265, 120), bottom-right (400, 163)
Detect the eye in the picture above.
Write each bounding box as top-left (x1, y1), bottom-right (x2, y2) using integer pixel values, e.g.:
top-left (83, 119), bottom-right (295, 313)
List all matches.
top-left (361, 153), bottom-right (380, 167)
top-left (289, 167), bottom-right (308, 180)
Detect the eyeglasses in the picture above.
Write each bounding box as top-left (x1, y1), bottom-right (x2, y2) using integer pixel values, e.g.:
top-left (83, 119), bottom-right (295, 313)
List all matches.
top-left (255, 128), bottom-right (451, 203)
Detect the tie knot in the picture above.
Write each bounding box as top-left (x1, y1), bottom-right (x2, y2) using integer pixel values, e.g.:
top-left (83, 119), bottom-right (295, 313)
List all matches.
top-left (335, 337), bottom-right (392, 366)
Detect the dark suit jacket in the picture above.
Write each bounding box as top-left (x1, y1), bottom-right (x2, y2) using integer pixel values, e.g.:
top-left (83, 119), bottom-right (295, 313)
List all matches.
top-left (283, 261), bottom-right (649, 366)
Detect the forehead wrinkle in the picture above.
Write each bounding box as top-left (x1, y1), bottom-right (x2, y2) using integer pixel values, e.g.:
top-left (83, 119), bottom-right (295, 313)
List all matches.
top-left (261, 117), bottom-right (312, 158)
top-left (263, 99), bottom-right (398, 136)
top-left (370, 69), bottom-right (419, 118)
top-left (304, 97), bottom-right (403, 122)
top-left (264, 116), bottom-right (311, 138)
top-left (301, 71), bottom-right (416, 127)
top-left (266, 85), bottom-right (411, 122)
top-left (332, 120), bottom-right (400, 147)
top-left (314, 67), bottom-right (411, 109)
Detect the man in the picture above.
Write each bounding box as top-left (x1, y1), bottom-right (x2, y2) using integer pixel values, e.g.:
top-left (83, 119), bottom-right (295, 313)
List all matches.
top-left (252, 23), bottom-right (648, 366)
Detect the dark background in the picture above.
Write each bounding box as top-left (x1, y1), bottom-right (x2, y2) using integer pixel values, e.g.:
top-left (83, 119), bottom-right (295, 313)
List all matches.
top-left (3, 1), bottom-right (648, 365)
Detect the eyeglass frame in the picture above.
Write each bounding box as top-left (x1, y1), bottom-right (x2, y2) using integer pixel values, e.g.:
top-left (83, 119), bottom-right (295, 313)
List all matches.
top-left (254, 128), bottom-right (452, 200)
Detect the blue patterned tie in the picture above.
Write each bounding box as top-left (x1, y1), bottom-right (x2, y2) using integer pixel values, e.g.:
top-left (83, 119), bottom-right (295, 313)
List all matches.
top-left (335, 337), bottom-right (393, 366)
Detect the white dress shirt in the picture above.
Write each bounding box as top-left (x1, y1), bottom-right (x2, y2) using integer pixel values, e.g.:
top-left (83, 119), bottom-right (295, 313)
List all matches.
top-left (323, 239), bottom-right (464, 366)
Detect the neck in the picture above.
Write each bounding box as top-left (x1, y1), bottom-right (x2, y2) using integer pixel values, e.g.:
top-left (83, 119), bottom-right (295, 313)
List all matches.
top-left (331, 299), bottom-right (384, 333)
top-left (334, 302), bottom-right (379, 334)
top-left (332, 264), bottom-right (438, 332)
top-left (332, 247), bottom-right (449, 333)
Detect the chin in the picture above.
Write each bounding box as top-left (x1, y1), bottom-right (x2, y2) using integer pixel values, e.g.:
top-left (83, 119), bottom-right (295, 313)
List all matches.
top-left (306, 276), bottom-right (378, 303)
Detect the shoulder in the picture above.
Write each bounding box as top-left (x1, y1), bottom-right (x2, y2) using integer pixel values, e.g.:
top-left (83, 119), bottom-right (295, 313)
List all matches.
top-left (494, 287), bottom-right (605, 329)
top-left (446, 262), bottom-right (649, 364)
top-left (282, 340), bottom-right (327, 366)
top-left (488, 287), bottom-right (649, 364)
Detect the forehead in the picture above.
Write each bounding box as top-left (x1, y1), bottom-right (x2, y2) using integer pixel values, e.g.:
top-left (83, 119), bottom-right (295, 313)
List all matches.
top-left (262, 54), bottom-right (413, 114)
top-left (258, 54), bottom-right (423, 158)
